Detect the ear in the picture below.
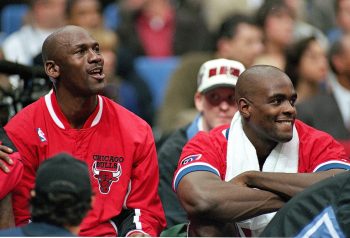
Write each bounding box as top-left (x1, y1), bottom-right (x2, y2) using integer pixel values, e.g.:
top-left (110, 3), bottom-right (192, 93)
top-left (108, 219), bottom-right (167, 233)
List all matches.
top-left (238, 98), bottom-right (251, 119)
top-left (194, 92), bottom-right (204, 112)
top-left (44, 60), bottom-right (60, 80)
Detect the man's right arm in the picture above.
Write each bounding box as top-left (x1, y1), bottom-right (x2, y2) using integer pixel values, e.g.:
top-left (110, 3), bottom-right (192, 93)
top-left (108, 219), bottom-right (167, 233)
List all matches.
top-left (0, 193), bottom-right (15, 229)
top-left (176, 171), bottom-right (285, 223)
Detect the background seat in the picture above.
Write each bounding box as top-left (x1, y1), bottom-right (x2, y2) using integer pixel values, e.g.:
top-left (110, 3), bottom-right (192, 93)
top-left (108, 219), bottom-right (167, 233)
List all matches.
top-left (134, 56), bottom-right (179, 110)
top-left (0, 4), bottom-right (29, 37)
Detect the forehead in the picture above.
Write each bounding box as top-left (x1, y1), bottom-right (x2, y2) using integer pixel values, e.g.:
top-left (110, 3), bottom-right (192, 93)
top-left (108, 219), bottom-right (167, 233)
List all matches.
top-left (252, 72), bottom-right (294, 98)
top-left (56, 28), bottom-right (97, 49)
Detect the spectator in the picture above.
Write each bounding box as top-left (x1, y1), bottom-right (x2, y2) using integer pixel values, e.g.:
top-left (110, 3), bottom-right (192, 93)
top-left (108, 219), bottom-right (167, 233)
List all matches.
top-left (65, 0), bottom-right (103, 31)
top-left (0, 153), bottom-right (93, 236)
top-left (254, 0), bottom-right (294, 70)
top-left (328, 0), bottom-right (350, 44)
top-left (173, 65), bottom-right (350, 236)
top-left (1, 0), bottom-right (66, 89)
top-left (297, 33), bottom-right (350, 142)
top-left (285, 36), bottom-right (329, 104)
top-left (158, 59), bottom-right (245, 228)
top-left (157, 13), bottom-right (263, 136)
top-left (117, 0), bottom-right (211, 58)
top-left (0, 25), bottom-right (166, 236)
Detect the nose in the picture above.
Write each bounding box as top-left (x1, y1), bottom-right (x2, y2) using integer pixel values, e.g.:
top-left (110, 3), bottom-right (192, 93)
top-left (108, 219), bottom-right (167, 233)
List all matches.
top-left (218, 100), bottom-right (231, 111)
top-left (88, 49), bottom-right (103, 64)
top-left (283, 100), bottom-right (296, 116)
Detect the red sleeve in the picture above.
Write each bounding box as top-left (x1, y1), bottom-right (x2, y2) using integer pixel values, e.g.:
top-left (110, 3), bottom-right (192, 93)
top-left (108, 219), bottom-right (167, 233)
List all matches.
top-left (123, 124), bottom-right (166, 236)
top-left (297, 120), bottom-right (350, 172)
top-left (173, 126), bottom-right (228, 192)
top-left (0, 152), bottom-right (23, 199)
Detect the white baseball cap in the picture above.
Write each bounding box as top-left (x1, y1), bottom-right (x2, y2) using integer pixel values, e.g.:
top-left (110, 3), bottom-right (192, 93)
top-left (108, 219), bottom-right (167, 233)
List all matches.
top-left (197, 58), bottom-right (245, 93)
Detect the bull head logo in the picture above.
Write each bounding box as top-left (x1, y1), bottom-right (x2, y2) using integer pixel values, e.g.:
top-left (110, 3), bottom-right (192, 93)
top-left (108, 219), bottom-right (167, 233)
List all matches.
top-left (92, 162), bottom-right (122, 194)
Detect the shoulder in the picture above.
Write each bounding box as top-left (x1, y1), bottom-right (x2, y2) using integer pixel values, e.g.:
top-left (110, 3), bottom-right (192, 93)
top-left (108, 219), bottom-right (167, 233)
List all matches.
top-left (5, 97), bottom-right (44, 130)
top-left (296, 120), bottom-right (334, 141)
top-left (186, 124), bottom-right (229, 150)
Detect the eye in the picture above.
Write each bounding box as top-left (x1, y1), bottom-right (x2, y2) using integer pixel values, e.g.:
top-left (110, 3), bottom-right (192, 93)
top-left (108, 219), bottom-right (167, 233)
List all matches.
top-left (289, 97), bottom-right (297, 107)
top-left (209, 93), bottom-right (220, 103)
top-left (94, 45), bottom-right (101, 54)
top-left (271, 98), bottom-right (283, 105)
top-left (75, 48), bottom-right (86, 55)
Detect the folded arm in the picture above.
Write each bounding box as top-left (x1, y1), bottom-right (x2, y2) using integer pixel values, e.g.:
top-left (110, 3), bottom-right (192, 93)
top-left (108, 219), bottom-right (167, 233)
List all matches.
top-left (232, 169), bottom-right (346, 200)
top-left (176, 171), bottom-right (285, 223)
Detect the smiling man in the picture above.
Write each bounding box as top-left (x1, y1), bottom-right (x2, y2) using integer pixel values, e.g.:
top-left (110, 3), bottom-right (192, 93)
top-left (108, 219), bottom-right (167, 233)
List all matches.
top-left (0, 25), bottom-right (166, 236)
top-left (173, 65), bottom-right (350, 237)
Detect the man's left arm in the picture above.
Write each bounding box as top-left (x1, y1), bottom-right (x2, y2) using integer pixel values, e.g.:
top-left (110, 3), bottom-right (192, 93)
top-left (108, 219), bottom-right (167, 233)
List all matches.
top-left (233, 133), bottom-right (350, 199)
top-left (117, 126), bottom-right (166, 237)
top-left (233, 169), bottom-right (346, 200)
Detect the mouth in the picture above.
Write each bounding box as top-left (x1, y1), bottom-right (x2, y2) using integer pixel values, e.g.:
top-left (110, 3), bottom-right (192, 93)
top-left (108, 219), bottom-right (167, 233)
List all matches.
top-left (88, 66), bottom-right (105, 81)
top-left (276, 118), bottom-right (294, 128)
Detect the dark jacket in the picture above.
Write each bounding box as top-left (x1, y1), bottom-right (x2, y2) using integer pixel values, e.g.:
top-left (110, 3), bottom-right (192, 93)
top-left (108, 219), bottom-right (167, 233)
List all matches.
top-left (0, 222), bottom-right (75, 237)
top-left (296, 92), bottom-right (350, 140)
top-left (158, 115), bottom-right (200, 227)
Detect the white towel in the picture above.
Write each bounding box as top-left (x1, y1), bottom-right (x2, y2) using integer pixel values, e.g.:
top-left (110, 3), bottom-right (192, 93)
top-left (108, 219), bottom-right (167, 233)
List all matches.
top-left (225, 112), bottom-right (299, 236)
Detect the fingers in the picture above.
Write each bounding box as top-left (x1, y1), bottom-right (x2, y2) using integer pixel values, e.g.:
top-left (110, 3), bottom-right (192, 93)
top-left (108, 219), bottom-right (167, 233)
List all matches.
top-left (0, 145), bottom-right (14, 173)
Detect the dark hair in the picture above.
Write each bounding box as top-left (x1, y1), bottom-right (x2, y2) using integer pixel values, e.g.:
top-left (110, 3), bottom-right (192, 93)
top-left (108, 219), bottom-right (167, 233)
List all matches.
top-left (216, 13), bottom-right (258, 42)
top-left (285, 36), bottom-right (317, 87)
top-left (31, 190), bottom-right (92, 227)
top-left (255, 0), bottom-right (294, 28)
top-left (328, 38), bottom-right (343, 75)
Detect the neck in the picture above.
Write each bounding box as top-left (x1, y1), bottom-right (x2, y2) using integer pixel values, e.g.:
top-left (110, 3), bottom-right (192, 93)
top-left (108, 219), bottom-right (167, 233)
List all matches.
top-left (56, 90), bottom-right (98, 129)
top-left (243, 123), bottom-right (277, 166)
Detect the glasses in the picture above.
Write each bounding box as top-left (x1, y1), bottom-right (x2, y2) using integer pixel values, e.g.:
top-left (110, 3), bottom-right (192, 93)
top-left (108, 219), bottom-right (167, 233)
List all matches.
top-left (204, 92), bottom-right (236, 106)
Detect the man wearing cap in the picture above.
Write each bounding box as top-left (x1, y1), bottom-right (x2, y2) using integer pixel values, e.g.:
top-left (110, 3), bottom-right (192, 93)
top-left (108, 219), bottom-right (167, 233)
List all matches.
top-left (158, 59), bottom-right (245, 231)
top-left (0, 153), bottom-right (92, 236)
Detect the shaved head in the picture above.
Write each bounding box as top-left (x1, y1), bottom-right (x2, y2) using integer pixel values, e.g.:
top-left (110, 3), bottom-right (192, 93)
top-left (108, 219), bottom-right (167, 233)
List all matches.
top-left (42, 25), bottom-right (89, 63)
top-left (235, 65), bottom-right (292, 102)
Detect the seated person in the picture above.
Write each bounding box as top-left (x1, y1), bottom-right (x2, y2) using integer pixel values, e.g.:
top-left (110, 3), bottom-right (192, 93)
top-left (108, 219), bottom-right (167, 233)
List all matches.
top-left (173, 65), bottom-right (350, 236)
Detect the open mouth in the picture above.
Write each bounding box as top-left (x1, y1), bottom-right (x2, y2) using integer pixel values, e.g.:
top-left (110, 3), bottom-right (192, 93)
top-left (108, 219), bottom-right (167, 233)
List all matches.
top-left (88, 67), bottom-right (105, 81)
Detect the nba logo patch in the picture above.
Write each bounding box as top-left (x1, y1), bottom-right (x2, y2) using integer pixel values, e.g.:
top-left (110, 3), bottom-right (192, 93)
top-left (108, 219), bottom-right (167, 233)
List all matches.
top-left (36, 128), bottom-right (47, 142)
top-left (180, 154), bottom-right (202, 165)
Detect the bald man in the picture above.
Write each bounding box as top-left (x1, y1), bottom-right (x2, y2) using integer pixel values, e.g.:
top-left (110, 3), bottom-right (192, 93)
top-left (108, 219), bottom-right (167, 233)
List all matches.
top-left (173, 65), bottom-right (350, 237)
top-left (0, 25), bottom-right (166, 236)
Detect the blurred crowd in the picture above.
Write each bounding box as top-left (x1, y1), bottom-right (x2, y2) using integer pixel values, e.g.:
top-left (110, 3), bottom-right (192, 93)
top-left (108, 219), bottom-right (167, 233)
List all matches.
top-left (0, 0), bottom-right (349, 148)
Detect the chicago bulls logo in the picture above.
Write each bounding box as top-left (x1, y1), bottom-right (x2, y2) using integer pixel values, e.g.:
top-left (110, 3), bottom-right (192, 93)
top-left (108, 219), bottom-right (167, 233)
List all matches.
top-left (92, 161), bottom-right (122, 194)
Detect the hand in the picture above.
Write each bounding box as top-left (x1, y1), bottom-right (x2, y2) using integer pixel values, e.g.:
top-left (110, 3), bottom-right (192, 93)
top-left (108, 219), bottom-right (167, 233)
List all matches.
top-left (0, 144), bottom-right (14, 173)
top-left (230, 171), bottom-right (256, 187)
top-left (127, 231), bottom-right (150, 237)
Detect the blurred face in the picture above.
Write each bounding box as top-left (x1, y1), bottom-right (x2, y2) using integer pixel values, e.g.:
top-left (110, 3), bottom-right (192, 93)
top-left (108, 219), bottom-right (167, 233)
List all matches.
top-left (264, 9), bottom-right (294, 47)
top-left (195, 87), bottom-right (237, 131)
top-left (101, 50), bottom-right (116, 81)
top-left (336, 35), bottom-right (350, 78)
top-left (54, 27), bottom-right (105, 96)
top-left (223, 23), bottom-right (264, 67)
top-left (69, 0), bottom-right (102, 30)
top-left (337, 0), bottom-right (350, 32)
top-left (299, 40), bottom-right (328, 83)
top-left (35, 0), bottom-right (66, 28)
top-left (244, 74), bottom-right (297, 144)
